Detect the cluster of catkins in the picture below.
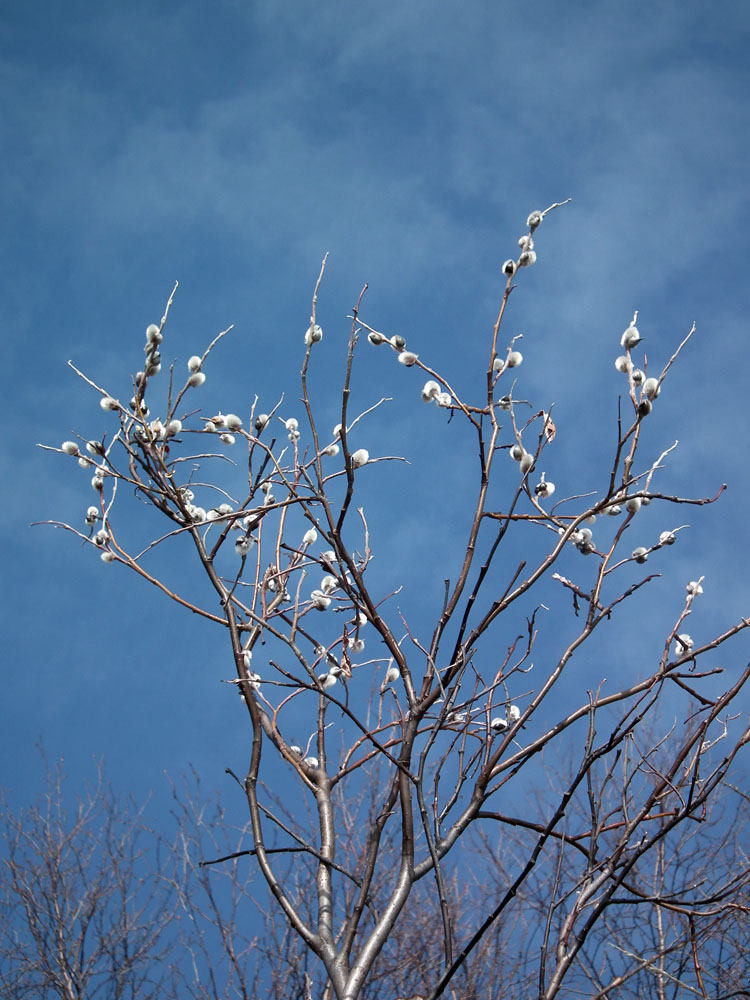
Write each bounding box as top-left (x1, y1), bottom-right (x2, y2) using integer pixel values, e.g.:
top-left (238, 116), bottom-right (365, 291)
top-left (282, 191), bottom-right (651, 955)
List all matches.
top-left (613, 311), bottom-right (661, 415)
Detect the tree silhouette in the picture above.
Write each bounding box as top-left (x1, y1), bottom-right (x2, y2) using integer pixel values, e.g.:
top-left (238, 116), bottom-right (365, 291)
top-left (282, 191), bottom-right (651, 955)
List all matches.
top-left (34, 203), bottom-right (750, 999)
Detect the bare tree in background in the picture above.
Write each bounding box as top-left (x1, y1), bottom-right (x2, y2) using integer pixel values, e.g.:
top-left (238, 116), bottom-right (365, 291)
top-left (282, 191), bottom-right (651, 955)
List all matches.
top-left (0, 759), bottom-right (174, 1000)
top-left (4, 755), bottom-right (748, 999)
top-left (463, 746), bottom-right (750, 999)
top-left (37, 202), bottom-right (750, 999)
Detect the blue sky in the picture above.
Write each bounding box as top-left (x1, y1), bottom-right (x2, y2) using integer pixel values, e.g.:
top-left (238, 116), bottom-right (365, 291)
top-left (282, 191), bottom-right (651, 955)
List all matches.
top-left (2, 0), bottom-right (749, 825)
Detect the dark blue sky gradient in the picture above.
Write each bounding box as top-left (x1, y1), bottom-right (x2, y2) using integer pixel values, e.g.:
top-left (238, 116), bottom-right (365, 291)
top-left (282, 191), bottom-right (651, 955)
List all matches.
top-left (2, 0), bottom-right (749, 825)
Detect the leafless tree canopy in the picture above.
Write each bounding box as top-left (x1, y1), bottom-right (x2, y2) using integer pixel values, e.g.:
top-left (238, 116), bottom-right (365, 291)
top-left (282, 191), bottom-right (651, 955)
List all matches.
top-left (0, 760), bottom-right (174, 999)
top-left (3, 760), bottom-right (749, 999)
top-left (32, 204), bottom-right (750, 999)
